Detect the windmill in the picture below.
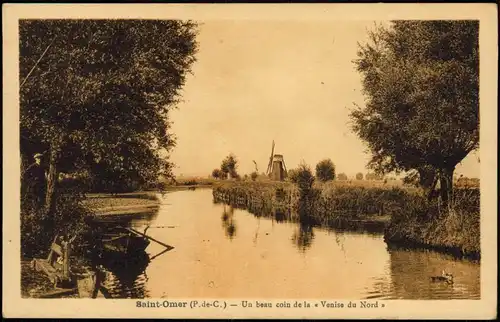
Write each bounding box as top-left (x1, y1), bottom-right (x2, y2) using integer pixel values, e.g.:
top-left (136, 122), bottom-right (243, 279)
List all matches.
top-left (265, 140), bottom-right (275, 175)
top-left (266, 140), bottom-right (287, 181)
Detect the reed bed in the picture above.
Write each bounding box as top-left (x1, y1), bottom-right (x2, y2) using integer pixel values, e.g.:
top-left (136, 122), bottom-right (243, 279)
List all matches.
top-left (213, 181), bottom-right (480, 257)
top-left (385, 188), bottom-right (480, 258)
top-left (212, 181), bottom-right (413, 229)
top-left (313, 181), bottom-right (412, 216)
top-left (213, 181), bottom-right (300, 221)
top-left (171, 176), bottom-right (218, 186)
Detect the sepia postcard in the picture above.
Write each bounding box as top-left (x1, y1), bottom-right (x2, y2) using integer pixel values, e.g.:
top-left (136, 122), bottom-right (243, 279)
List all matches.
top-left (2, 3), bottom-right (498, 319)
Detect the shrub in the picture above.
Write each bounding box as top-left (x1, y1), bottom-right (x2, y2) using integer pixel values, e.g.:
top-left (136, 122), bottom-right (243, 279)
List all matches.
top-left (315, 159), bottom-right (336, 182)
top-left (385, 188), bottom-right (480, 257)
top-left (183, 179), bottom-right (198, 186)
top-left (355, 172), bottom-right (364, 180)
top-left (294, 163), bottom-right (315, 195)
top-left (58, 176), bottom-right (91, 191)
top-left (287, 168), bottom-right (299, 183)
top-left (212, 169), bottom-right (224, 179)
top-left (21, 187), bottom-right (95, 259)
top-left (337, 173), bottom-right (348, 180)
top-left (366, 172), bottom-right (383, 180)
top-left (221, 154), bottom-right (238, 179)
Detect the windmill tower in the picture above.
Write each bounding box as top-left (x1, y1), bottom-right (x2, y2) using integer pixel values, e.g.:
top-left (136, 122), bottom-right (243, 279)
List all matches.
top-left (266, 140), bottom-right (287, 181)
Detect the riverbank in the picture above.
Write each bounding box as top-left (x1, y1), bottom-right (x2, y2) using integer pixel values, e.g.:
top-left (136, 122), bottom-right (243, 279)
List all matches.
top-left (84, 186), bottom-right (214, 215)
top-left (21, 261), bottom-right (58, 298)
top-left (212, 181), bottom-right (480, 258)
top-left (21, 261), bottom-right (82, 298)
top-left (84, 192), bottom-right (160, 216)
top-left (212, 181), bottom-right (406, 232)
top-left (385, 188), bottom-right (480, 259)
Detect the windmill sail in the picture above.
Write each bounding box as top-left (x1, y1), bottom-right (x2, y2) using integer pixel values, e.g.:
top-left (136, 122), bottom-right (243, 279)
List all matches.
top-left (266, 140), bottom-right (275, 175)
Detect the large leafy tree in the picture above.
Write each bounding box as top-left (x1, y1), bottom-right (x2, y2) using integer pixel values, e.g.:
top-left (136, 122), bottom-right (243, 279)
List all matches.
top-left (351, 20), bottom-right (479, 203)
top-left (20, 20), bottom-right (198, 215)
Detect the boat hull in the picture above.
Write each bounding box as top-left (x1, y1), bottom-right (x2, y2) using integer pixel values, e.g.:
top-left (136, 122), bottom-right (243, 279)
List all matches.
top-left (101, 233), bottom-right (150, 255)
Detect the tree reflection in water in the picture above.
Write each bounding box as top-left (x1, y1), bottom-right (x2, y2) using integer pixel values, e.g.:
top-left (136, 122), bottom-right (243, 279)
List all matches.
top-left (291, 220), bottom-right (315, 252)
top-left (221, 205), bottom-right (237, 240)
top-left (274, 210), bottom-right (287, 223)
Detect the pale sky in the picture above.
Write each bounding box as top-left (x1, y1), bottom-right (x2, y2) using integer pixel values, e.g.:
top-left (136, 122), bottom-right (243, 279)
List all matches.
top-left (170, 20), bottom-right (480, 179)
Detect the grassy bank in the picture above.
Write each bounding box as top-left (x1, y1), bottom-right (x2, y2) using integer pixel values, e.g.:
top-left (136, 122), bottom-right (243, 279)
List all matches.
top-left (84, 192), bottom-right (160, 216)
top-left (213, 181), bottom-right (300, 219)
top-left (158, 176), bottom-right (217, 189)
top-left (21, 261), bottom-right (58, 298)
top-left (385, 189), bottom-right (480, 259)
top-left (212, 181), bottom-right (412, 232)
top-left (212, 181), bottom-right (480, 257)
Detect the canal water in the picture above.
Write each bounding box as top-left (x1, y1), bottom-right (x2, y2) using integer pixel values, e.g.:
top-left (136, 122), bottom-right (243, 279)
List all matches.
top-left (97, 189), bottom-right (480, 299)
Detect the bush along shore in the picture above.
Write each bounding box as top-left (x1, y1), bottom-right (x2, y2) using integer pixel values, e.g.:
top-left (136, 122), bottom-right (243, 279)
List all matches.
top-left (212, 181), bottom-right (480, 258)
top-left (384, 188), bottom-right (480, 260)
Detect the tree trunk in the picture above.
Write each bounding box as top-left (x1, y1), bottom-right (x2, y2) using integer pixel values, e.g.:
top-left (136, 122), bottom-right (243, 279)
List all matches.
top-left (426, 175), bottom-right (439, 201)
top-left (418, 166), bottom-right (438, 200)
top-left (439, 166), bottom-right (455, 208)
top-left (44, 141), bottom-right (60, 235)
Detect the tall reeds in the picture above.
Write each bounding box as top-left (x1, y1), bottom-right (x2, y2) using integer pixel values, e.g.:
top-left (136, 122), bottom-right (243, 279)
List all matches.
top-left (385, 188), bottom-right (480, 258)
top-left (212, 181), bottom-right (480, 257)
top-left (213, 181), bottom-right (300, 221)
top-left (212, 180), bottom-right (412, 229)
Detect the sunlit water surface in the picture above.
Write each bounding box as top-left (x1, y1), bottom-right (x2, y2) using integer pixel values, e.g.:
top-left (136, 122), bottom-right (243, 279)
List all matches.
top-left (97, 189), bottom-right (480, 299)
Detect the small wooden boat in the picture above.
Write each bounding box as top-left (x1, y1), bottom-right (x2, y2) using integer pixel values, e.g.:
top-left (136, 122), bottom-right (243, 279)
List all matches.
top-left (100, 228), bottom-right (150, 255)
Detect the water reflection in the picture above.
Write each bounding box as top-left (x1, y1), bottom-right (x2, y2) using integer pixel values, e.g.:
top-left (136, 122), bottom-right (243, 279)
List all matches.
top-left (362, 246), bottom-right (481, 300)
top-left (90, 211), bottom-right (159, 230)
top-left (84, 189), bottom-right (480, 299)
top-left (221, 205), bottom-right (237, 240)
top-left (274, 210), bottom-right (287, 223)
top-left (291, 221), bottom-right (315, 252)
top-left (387, 247), bottom-right (480, 299)
top-left (88, 206), bottom-right (177, 299)
top-left (99, 252), bottom-right (150, 299)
